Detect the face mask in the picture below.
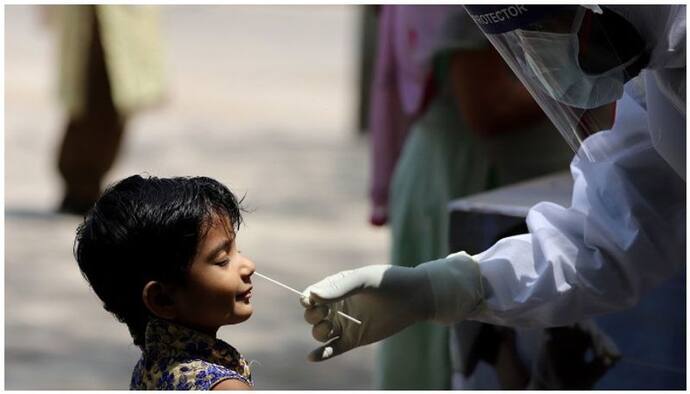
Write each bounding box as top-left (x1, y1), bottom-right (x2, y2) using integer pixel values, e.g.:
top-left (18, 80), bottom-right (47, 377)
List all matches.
top-left (517, 8), bottom-right (640, 109)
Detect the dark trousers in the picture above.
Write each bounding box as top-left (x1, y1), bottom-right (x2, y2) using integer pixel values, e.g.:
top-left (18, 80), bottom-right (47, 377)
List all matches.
top-left (57, 7), bottom-right (125, 211)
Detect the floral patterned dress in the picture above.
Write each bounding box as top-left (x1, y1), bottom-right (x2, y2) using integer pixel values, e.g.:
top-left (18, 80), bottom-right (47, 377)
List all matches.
top-left (130, 318), bottom-right (253, 390)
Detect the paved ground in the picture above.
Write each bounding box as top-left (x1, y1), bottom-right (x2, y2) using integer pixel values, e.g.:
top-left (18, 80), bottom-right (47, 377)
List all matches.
top-left (5, 5), bottom-right (387, 389)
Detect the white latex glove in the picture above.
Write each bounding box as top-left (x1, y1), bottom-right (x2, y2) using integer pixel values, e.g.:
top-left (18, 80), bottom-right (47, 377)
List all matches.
top-left (300, 252), bottom-right (483, 361)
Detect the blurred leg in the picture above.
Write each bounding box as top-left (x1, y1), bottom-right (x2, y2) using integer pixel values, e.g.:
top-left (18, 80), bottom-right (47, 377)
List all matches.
top-left (57, 7), bottom-right (125, 214)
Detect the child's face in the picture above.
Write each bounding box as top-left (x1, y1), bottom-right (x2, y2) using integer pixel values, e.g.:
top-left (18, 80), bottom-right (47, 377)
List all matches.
top-left (171, 213), bottom-right (255, 334)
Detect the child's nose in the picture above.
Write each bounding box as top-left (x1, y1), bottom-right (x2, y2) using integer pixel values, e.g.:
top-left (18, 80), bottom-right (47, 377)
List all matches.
top-left (241, 255), bottom-right (256, 278)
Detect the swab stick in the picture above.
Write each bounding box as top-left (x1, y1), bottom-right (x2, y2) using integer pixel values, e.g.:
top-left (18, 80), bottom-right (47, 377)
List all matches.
top-left (255, 272), bottom-right (362, 325)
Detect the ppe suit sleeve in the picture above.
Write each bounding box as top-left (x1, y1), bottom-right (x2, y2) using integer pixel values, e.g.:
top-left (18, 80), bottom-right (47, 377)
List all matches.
top-left (465, 93), bottom-right (686, 327)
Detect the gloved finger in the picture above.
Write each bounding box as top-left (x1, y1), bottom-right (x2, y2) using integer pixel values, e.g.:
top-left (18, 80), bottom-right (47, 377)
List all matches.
top-left (304, 305), bottom-right (330, 325)
top-left (308, 337), bottom-right (349, 362)
top-left (306, 266), bottom-right (390, 304)
top-left (301, 269), bottom-right (358, 305)
top-left (300, 289), bottom-right (315, 308)
top-left (300, 285), bottom-right (348, 307)
top-left (312, 320), bottom-right (335, 342)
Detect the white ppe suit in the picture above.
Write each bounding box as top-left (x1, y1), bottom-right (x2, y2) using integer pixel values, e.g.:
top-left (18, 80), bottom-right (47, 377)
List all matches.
top-left (460, 87), bottom-right (685, 328)
top-left (432, 5), bottom-right (686, 326)
top-left (453, 6), bottom-right (686, 327)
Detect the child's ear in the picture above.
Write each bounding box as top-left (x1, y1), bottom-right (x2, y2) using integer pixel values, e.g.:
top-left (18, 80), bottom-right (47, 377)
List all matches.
top-left (142, 281), bottom-right (177, 320)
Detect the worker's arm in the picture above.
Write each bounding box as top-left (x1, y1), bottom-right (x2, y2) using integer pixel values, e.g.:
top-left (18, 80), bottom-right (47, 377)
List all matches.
top-left (464, 93), bottom-right (685, 327)
top-left (298, 95), bottom-right (684, 364)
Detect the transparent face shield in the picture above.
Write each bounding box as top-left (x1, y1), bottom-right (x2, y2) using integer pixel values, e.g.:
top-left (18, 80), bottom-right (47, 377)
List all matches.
top-left (465, 5), bottom-right (647, 162)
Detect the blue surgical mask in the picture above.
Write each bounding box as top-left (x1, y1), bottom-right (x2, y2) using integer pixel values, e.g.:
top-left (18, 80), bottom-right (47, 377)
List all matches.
top-left (517, 9), bottom-right (639, 109)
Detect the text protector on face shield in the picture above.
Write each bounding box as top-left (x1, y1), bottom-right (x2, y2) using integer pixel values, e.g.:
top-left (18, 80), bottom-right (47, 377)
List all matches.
top-left (464, 5), bottom-right (647, 162)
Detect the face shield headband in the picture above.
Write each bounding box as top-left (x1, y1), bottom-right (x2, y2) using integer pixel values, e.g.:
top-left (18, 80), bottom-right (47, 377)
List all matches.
top-left (464, 5), bottom-right (648, 162)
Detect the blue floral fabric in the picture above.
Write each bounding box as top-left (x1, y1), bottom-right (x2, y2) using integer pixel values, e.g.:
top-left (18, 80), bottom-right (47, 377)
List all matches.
top-left (130, 318), bottom-right (253, 390)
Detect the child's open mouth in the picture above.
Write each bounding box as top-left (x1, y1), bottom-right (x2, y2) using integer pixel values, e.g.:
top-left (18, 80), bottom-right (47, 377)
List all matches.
top-left (236, 287), bottom-right (252, 303)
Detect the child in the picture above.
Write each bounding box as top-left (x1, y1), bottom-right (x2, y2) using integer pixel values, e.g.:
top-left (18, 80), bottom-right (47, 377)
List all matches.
top-left (74, 175), bottom-right (255, 390)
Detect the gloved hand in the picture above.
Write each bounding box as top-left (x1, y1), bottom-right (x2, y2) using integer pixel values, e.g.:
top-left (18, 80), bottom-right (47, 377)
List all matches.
top-left (300, 252), bottom-right (483, 361)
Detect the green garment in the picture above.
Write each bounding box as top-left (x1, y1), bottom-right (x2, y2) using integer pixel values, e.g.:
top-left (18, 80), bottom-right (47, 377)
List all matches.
top-left (378, 62), bottom-right (573, 389)
top-left (377, 86), bottom-right (490, 390)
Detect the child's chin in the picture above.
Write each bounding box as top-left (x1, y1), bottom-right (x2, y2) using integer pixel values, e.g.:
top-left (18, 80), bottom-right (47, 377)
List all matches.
top-left (231, 306), bottom-right (253, 323)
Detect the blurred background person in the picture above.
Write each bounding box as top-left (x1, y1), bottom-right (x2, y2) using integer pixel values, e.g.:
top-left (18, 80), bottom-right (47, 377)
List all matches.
top-left (367, 5), bottom-right (576, 389)
top-left (48, 5), bottom-right (165, 214)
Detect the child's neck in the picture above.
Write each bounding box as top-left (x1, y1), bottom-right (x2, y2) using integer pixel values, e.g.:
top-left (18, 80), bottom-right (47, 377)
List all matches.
top-left (169, 318), bottom-right (219, 338)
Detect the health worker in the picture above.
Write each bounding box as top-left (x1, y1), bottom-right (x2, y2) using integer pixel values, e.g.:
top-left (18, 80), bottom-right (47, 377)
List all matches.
top-left (300, 5), bottom-right (686, 362)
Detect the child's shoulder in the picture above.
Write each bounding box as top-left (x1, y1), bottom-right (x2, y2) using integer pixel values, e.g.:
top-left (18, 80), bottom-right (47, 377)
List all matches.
top-left (169, 358), bottom-right (252, 390)
top-left (131, 356), bottom-right (252, 390)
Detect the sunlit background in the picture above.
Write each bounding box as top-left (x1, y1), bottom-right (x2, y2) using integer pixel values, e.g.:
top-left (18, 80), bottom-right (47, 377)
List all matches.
top-left (5, 5), bottom-right (387, 389)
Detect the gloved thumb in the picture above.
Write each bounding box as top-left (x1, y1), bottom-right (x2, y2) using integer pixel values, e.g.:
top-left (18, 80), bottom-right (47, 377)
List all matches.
top-left (308, 337), bottom-right (349, 362)
top-left (300, 268), bottom-right (367, 306)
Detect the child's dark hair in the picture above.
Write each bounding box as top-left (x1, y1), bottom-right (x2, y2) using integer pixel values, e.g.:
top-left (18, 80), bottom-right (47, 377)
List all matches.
top-left (74, 175), bottom-right (244, 347)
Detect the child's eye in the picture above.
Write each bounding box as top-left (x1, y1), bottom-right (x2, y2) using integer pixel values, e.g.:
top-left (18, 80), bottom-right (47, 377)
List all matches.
top-left (215, 259), bottom-right (230, 267)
